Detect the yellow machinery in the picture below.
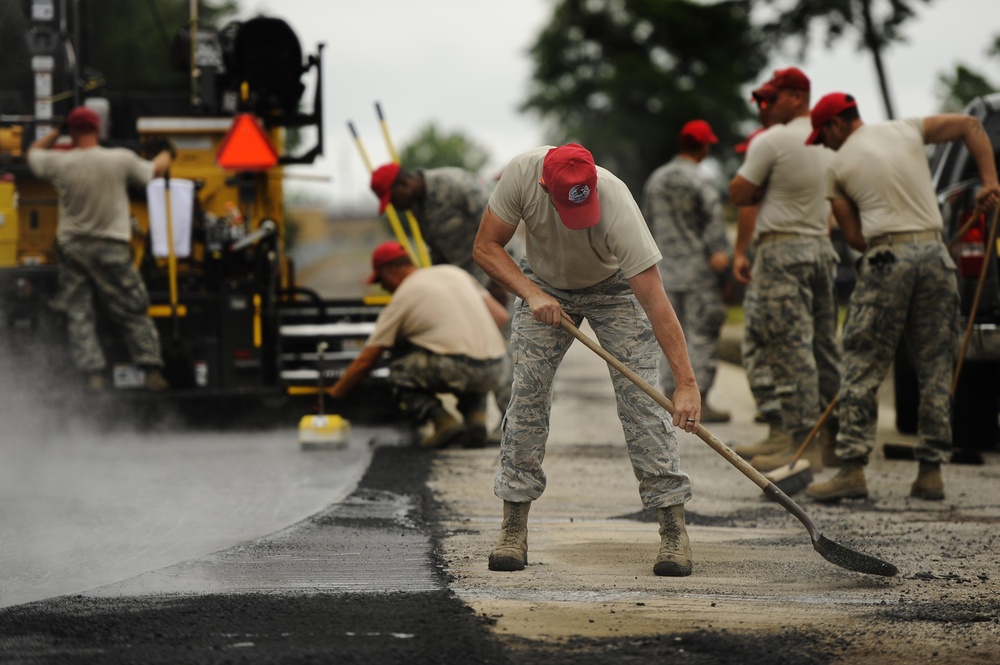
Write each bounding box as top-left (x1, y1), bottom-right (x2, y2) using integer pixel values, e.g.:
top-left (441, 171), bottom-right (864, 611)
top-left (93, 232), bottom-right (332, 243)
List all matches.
top-left (0, 6), bottom-right (397, 425)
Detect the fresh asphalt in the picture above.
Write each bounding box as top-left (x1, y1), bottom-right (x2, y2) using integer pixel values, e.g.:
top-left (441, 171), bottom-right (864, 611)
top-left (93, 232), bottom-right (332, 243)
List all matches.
top-left (0, 439), bottom-right (837, 665)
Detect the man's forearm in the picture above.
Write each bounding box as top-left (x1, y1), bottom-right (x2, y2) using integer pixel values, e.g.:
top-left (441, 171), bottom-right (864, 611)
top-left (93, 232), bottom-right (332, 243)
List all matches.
top-left (29, 127), bottom-right (62, 152)
top-left (328, 346), bottom-right (383, 399)
top-left (475, 240), bottom-right (541, 303)
top-left (655, 315), bottom-right (697, 390)
top-left (966, 125), bottom-right (1000, 189)
top-left (152, 150), bottom-right (172, 178)
top-left (831, 198), bottom-right (866, 251)
top-left (734, 205), bottom-right (758, 257)
top-left (628, 266), bottom-right (697, 389)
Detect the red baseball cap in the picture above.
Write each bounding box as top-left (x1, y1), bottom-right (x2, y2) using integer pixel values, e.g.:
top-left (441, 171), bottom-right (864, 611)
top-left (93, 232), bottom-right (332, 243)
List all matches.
top-left (367, 240), bottom-right (410, 284)
top-left (370, 162), bottom-right (401, 214)
top-left (806, 93), bottom-right (858, 145)
top-left (751, 83), bottom-right (779, 104)
top-left (66, 106), bottom-right (100, 133)
top-left (763, 67), bottom-right (810, 92)
top-left (735, 127), bottom-right (767, 154)
top-left (679, 120), bottom-right (718, 145)
top-left (541, 144), bottom-right (600, 230)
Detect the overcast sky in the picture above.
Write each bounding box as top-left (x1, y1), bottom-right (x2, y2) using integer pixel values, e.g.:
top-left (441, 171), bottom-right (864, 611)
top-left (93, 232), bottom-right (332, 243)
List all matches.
top-left (232, 0), bottom-right (1000, 208)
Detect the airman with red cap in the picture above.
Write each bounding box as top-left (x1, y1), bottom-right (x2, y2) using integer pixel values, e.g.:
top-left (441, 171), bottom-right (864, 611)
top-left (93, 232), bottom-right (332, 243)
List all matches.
top-left (474, 143), bottom-right (699, 578)
top-left (729, 88), bottom-right (788, 462)
top-left (26, 107), bottom-right (173, 392)
top-left (727, 67), bottom-right (843, 477)
top-left (803, 92), bottom-right (1000, 503)
top-left (328, 240), bottom-right (510, 450)
top-left (641, 120), bottom-right (732, 424)
top-left (368, 161), bottom-right (497, 291)
top-left (368, 160), bottom-right (513, 422)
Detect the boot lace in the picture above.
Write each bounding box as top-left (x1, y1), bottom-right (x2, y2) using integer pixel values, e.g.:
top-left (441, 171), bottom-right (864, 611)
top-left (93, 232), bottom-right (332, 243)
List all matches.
top-left (660, 511), bottom-right (681, 548)
top-left (498, 506), bottom-right (525, 547)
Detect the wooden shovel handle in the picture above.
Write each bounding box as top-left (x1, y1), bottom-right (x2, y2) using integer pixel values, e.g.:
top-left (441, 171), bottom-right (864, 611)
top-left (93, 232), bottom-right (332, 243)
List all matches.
top-left (560, 318), bottom-right (771, 492)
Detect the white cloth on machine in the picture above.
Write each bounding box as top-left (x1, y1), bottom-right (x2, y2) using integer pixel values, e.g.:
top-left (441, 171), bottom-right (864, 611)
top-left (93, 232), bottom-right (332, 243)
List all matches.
top-left (146, 178), bottom-right (195, 259)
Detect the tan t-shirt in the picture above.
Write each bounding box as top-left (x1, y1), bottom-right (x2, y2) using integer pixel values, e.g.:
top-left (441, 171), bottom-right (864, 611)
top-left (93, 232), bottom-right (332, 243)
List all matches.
top-left (826, 118), bottom-right (943, 238)
top-left (366, 265), bottom-right (507, 360)
top-left (28, 146), bottom-right (155, 243)
top-left (488, 146), bottom-right (662, 290)
top-left (737, 116), bottom-right (833, 235)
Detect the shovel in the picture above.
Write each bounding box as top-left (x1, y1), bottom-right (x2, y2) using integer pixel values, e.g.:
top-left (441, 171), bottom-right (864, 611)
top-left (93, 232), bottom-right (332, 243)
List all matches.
top-left (559, 318), bottom-right (897, 577)
top-left (764, 392), bottom-right (839, 494)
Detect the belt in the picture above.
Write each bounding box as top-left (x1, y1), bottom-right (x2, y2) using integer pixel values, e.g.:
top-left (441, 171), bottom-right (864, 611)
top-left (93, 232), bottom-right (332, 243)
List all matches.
top-left (451, 354), bottom-right (503, 368)
top-left (393, 344), bottom-right (502, 367)
top-left (867, 230), bottom-right (942, 248)
top-left (758, 232), bottom-right (809, 244)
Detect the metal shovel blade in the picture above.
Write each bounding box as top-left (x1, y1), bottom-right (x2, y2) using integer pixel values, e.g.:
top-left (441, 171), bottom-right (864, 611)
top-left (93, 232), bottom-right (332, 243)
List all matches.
top-left (813, 534), bottom-right (898, 577)
top-left (761, 483), bottom-right (898, 577)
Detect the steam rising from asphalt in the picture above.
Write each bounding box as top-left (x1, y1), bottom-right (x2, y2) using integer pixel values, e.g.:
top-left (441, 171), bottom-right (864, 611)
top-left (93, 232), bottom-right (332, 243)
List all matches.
top-left (0, 351), bottom-right (349, 608)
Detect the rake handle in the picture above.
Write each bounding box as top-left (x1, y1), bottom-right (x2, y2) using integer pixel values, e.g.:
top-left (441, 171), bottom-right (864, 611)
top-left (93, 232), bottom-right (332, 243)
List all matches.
top-left (784, 393), bottom-right (840, 469)
top-left (952, 204), bottom-right (1000, 395)
top-left (346, 119), bottom-right (419, 265)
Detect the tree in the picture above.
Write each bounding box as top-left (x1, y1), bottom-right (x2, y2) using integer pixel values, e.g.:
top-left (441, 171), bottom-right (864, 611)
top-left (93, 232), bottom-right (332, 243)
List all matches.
top-left (935, 35), bottom-right (1000, 112)
top-left (398, 124), bottom-right (491, 174)
top-left (759, 0), bottom-right (934, 120)
top-left (521, 0), bottom-right (768, 195)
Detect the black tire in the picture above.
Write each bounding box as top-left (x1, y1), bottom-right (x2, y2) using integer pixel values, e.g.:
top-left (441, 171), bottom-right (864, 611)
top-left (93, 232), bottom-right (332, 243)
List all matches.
top-left (952, 362), bottom-right (1000, 452)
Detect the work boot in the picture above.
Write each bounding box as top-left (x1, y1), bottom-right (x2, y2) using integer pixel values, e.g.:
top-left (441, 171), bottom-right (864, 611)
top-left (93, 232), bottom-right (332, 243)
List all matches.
top-left (751, 430), bottom-right (824, 473)
top-left (488, 501), bottom-right (530, 571)
top-left (462, 399), bottom-right (487, 448)
top-left (86, 371), bottom-right (105, 392)
top-left (653, 504), bottom-right (693, 577)
top-left (457, 393), bottom-right (490, 448)
top-left (733, 415), bottom-right (789, 460)
top-left (701, 393), bottom-right (731, 423)
top-left (145, 368), bottom-right (169, 391)
top-left (910, 461), bottom-right (945, 501)
top-left (806, 462), bottom-right (869, 502)
top-left (421, 407), bottom-right (466, 449)
top-left (461, 407), bottom-right (489, 449)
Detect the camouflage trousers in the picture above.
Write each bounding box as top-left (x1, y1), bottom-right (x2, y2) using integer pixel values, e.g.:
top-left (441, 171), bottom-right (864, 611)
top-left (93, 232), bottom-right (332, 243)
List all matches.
top-left (492, 292), bottom-right (515, 416)
top-left (492, 353), bottom-right (513, 416)
top-left (389, 346), bottom-right (508, 424)
top-left (741, 260), bottom-right (780, 416)
top-left (494, 263), bottom-right (692, 509)
top-left (754, 236), bottom-right (841, 434)
top-left (659, 287), bottom-right (726, 396)
top-left (56, 236), bottom-right (162, 372)
top-left (838, 241), bottom-right (958, 463)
